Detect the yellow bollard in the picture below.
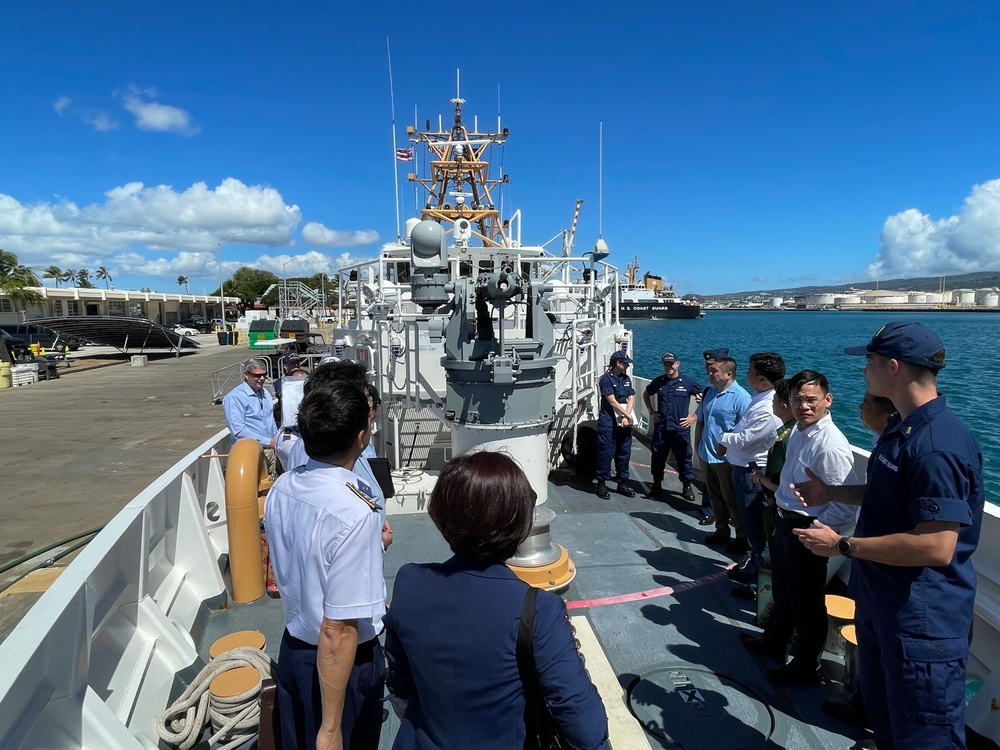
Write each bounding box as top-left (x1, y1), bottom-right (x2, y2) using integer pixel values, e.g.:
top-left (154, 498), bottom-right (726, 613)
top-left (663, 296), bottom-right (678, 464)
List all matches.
top-left (224, 438), bottom-right (268, 603)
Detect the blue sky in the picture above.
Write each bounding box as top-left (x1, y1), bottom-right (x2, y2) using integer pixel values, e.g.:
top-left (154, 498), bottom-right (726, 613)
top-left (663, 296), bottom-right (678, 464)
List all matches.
top-left (1, 1), bottom-right (998, 296)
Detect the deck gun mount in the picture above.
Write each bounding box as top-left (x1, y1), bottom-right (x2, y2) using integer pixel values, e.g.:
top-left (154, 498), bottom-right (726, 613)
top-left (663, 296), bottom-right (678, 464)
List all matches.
top-left (409, 220), bottom-right (572, 586)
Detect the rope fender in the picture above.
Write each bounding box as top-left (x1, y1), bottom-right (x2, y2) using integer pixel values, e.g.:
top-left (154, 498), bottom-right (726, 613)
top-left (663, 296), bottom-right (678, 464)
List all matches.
top-left (155, 646), bottom-right (276, 750)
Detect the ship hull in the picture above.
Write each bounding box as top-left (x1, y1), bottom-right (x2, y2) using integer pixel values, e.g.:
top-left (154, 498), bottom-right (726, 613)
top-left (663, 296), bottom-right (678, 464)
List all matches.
top-left (619, 301), bottom-right (701, 319)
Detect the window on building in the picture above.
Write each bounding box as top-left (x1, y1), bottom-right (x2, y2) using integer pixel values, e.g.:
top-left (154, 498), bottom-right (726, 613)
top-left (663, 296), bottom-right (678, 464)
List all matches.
top-left (130, 302), bottom-right (144, 318)
top-left (67, 300), bottom-right (80, 316)
top-left (0, 299), bottom-right (11, 313)
top-left (108, 301), bottom-right (126, 315)
top-left (52, 300), bottom-right (63, 316)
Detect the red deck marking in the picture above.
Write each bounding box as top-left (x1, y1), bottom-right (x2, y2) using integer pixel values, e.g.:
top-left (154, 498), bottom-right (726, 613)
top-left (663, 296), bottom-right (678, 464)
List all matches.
top-left (566, 569), bottom-right (731, 609)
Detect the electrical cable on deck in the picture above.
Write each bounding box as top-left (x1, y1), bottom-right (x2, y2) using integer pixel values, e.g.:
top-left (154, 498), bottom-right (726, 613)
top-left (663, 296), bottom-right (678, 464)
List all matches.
top-left (155, 646), bottom-right (275, 750)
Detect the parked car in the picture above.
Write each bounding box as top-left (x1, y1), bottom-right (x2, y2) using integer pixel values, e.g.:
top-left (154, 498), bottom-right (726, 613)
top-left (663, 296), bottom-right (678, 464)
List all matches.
top-left (0, 324), bottom-right (83, 351)
top-left (178, 318), bottom-right (215, 333)
top-left (1, 329), bottom-right (29, 356)
top-left (169, 324), bottom-right (201, 336)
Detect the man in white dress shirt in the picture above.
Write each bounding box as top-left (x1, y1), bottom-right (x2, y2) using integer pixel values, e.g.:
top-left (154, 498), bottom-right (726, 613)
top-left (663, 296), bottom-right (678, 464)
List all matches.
top-left (718, 352), bottom-right (786, 583)
top-left (739, 369), bottom-right (857, 685)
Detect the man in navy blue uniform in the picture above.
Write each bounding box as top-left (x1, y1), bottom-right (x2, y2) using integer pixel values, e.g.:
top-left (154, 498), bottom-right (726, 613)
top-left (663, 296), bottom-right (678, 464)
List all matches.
top-left (795, 322), bottom-right (984, 750)
top-left (642, 351), bottom-right (702, 500)
top-left (595, 350), bottom-right (636, 500)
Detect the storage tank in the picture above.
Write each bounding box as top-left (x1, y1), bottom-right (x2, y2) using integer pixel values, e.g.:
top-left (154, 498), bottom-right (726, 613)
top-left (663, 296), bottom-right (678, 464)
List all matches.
top-left (977, 288), bottom-right (999, 308)
top-left (953, 289), bottom-right (976, 305)
top-left (877, 295), bottom-right (908, 305)
top-left (770, 297), bottom-right (784, 308)
top-left (805, 293), bottom-right (836, 306)
top-left (835, 295), bottom-right (862, 305)
top-left (908, 293), bottom-right (928, 304)
top-left (923, 292), bottom-right (945, 304)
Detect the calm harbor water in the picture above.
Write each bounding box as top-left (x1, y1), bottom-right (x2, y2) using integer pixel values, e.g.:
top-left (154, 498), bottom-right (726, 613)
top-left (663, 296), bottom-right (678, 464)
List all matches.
top-left (627, 311), bottom-right (998, 504)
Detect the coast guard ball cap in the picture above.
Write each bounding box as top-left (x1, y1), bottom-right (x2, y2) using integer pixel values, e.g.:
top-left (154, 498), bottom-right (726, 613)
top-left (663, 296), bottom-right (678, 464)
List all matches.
top-left (661, 351), bottom-right (679, 364)
top-left (844, 321), bottom-right (945, 370)
top-left (610, 351), bottom-right (633, 364)
top-left (703, 347), bottom-right (729, 360)
top-left (283, 351), bottom-right (301, 364)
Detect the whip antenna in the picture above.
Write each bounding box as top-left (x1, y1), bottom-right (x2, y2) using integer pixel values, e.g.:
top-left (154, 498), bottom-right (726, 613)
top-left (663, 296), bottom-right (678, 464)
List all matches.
top-left (387, 37), bottom-right (402, 240)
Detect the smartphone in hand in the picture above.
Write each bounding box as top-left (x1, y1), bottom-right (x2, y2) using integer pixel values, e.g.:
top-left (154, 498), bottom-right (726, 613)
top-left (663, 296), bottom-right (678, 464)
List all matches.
top-left (747, 461), bottom-right (759, 473)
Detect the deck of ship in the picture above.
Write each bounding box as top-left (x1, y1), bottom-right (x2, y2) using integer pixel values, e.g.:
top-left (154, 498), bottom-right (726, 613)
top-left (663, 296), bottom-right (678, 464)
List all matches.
top-left (201, 437), bottom-right (870, 750)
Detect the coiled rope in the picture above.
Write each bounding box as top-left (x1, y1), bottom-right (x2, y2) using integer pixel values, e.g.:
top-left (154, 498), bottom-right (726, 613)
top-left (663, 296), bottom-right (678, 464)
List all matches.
top-left (156, 646), bottom-right (276, 750)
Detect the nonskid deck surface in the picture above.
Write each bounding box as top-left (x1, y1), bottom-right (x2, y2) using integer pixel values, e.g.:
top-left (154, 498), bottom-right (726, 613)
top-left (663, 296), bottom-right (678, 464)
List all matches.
top-left (199, 439), bottom-right (868, 749)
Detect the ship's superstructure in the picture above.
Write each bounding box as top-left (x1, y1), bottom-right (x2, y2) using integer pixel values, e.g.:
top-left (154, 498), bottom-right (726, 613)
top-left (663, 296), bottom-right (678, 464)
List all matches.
top-left (331, 95), bottom-right (631, 507)
top-left (619, 256), bottom-right (702, 319)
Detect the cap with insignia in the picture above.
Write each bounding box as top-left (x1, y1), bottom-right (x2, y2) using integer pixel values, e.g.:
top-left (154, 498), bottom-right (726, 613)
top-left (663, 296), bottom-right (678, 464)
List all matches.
top-left (844, 321), bottom-right (945, 370)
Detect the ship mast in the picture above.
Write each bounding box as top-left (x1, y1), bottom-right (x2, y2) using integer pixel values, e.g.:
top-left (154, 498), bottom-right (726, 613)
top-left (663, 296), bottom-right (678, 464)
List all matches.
top-left (405, 97), bottom-right (510, 247)
top-left (626, 256), bottom-right (640, 285)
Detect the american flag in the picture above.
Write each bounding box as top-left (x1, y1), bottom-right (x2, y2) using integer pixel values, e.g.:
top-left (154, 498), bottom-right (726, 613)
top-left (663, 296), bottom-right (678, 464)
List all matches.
top-left (395, 147), bottom-right (414, 162)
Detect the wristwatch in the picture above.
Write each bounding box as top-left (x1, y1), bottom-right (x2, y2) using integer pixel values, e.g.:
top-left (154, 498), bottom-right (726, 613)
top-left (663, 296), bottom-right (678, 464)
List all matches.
top-left (837, 535), bottom-right (853, 558)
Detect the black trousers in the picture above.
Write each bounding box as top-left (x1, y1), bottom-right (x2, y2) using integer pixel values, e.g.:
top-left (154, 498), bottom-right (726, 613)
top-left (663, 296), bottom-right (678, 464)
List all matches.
top-left (276, 629), bottom-right (385, 750)
top-left (650, 426), bottom-right (696, 484)
top-left (763, 515), bottom-right (829, 666)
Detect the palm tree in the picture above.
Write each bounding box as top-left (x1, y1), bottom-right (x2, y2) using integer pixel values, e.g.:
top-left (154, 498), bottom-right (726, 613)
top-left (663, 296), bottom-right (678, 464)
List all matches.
top-left (43, 265), bottom-right (64, 287)
top-left (76, 269), bottom-right (93, 288)
top-left (61, 269), bottom-right (75, 287)
top-left (0, 249), bottom-right (43, 312)
top-left (177, 275), bottom-right (190, 294)
top-left (96, 266), bottom-right (113, 289)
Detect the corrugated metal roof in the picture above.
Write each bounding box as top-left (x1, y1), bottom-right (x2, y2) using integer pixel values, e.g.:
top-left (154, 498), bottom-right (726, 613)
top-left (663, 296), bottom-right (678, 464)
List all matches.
top-left (29, 316), bottom-right (200, 353)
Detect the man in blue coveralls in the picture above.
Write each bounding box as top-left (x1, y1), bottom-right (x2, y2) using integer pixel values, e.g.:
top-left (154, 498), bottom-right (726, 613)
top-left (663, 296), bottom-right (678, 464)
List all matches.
top-left (642, 351), bottom-right (702, 500)
top-left (794, 321), bottom-right (984, 750)
top-left (595, 350), bottom-right (636, 500)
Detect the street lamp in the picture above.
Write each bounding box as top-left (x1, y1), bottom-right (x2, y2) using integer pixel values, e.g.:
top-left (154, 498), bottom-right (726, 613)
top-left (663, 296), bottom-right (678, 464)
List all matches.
top-left (282, 260), bottom-right (292, 319)
top-left (217, 233), bottom-right (242, 318)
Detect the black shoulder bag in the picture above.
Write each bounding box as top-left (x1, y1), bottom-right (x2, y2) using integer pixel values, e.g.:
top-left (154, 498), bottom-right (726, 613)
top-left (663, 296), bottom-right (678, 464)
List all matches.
top-left (516, 586), bottom-right (565, 749)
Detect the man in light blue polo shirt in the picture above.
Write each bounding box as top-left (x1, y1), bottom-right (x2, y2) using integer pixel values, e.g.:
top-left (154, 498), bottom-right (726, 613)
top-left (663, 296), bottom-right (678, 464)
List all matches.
top-left (696, 356), bottom-right (751, 550)
top-left (222, 357), bottom-right (279, 473)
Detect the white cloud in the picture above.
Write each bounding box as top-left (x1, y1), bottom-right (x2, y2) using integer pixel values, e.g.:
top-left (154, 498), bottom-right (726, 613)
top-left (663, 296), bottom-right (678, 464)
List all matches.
top-left (0, 178), bottom-right (301, 273)
top-left (869, 179), bottom-right (1000, 278)
top-left (302, 222), bottom-right (380, 247)
top-left (53, 96), bottom-right (71, 116)
top-left (120, 84), bottom-right (201, 136)
top-left (82, 110), bottom-right (119, 132)
top-left (256, 250), bottom-right (371, 277)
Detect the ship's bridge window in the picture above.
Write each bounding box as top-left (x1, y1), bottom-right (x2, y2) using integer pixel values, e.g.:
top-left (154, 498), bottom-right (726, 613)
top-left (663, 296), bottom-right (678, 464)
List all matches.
top-left (388, 262), bottom-right (411, 284)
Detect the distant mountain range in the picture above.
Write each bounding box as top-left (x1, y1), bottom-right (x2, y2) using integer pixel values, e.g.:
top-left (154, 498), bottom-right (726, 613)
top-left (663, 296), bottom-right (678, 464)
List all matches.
top-left (699, 270), bottom-right (1000, 302)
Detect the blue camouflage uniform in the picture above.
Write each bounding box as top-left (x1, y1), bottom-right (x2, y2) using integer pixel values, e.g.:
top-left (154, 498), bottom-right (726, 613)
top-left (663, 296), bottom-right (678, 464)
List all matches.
top-left (596, 369), bottom-right (635, 483)
top-left (852, 396), bottom-right (983, 750)
top-left (644, 372), bottom-right (702, 484)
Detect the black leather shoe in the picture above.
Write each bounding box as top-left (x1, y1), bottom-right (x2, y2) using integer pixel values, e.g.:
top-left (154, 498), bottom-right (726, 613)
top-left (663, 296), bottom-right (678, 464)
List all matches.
top-left (698, 515), bottom-right (716, 526)
top-left (728, 566), bottom-right (754, 584)
top-left (726, 537), bottom-right (749, 554)
top-left (739, 632), bottom-right (785, 662)
top-left (681, 483), bottom-right (696, 502)
top-left (617, 483), bottom-right (636, 498)
top-left (703, 530), bottom-right (731, 545)
top-left (644, 483), bottom-right (662, 499)
top-left (821, 696), bottom-right (872, 728)
top-left (766, 663), bottom-right (821, 685)
top-left (595, 481), bottom-right (610, 500)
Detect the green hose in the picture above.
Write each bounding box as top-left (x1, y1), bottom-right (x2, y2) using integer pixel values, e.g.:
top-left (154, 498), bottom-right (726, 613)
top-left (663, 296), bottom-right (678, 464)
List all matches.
top-left (0, 538), bottom-right (95, 595)
top-left (0, 525), bottom-right (104, 576)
